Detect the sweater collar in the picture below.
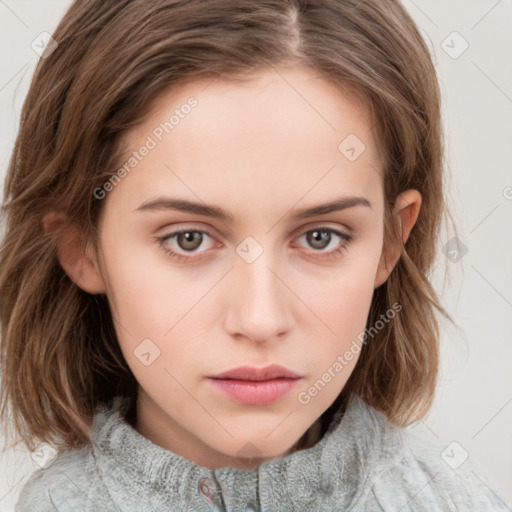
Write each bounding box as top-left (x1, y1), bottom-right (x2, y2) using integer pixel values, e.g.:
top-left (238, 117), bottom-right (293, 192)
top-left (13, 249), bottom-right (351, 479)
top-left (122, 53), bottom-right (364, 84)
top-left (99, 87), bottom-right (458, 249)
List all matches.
top-left (90, 394), bottom-right (403, 511)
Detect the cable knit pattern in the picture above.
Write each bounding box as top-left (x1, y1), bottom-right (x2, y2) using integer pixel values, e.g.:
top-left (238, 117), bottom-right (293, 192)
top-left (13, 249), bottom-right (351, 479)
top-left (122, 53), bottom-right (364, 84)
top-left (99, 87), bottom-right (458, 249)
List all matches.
top-left (15, 395), bottom-right (509, 511)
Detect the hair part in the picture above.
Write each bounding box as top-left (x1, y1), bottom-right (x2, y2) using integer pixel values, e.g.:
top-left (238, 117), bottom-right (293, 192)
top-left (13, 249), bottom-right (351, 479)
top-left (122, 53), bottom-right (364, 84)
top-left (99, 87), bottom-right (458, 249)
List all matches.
top-left (1, 0), bottom-right (459, 451)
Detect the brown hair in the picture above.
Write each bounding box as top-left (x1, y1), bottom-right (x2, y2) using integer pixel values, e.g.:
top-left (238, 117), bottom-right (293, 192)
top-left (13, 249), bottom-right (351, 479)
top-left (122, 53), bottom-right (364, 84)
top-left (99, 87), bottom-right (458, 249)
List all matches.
top-left (0, 0), bottom-right (459, 452)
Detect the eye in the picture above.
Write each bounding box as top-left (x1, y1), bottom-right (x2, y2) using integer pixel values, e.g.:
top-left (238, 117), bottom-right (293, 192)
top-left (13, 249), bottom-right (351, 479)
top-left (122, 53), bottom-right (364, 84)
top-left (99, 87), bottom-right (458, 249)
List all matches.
top-left (294, 226), bottom-right (353, 259)
top-left (155, 225), bottom-right (353, 263)
top-left (156, 228), bottom-right (216, 262)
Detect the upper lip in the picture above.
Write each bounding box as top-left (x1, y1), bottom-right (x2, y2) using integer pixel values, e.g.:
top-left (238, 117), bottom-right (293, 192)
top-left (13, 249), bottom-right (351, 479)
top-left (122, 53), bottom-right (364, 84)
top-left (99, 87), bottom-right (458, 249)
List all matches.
top-left (208, 364), bottom-right (302, 381)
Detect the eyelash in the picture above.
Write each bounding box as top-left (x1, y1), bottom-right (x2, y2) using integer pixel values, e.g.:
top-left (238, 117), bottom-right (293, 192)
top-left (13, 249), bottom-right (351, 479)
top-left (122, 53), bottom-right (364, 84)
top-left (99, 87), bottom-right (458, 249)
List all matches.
top-left (155, 226), bottom-right (353, 263)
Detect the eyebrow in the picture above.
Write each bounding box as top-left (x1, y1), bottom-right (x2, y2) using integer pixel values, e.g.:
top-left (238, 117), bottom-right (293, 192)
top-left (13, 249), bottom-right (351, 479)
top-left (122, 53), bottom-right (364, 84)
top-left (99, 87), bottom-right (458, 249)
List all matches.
top-left (134, 195), bottom-right (372, 221)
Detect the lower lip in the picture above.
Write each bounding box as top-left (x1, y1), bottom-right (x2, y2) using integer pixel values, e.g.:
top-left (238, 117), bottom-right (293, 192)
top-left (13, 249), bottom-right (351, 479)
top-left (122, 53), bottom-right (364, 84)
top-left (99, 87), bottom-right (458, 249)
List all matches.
top-left (207, 377), bottom-right (300, 405)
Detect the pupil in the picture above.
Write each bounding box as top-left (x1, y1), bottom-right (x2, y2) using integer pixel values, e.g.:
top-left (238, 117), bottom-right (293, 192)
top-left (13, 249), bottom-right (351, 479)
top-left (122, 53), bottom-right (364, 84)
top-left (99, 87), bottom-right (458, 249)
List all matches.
top-left (179, 231), bottom-right (201, 250)
top-left (309, 230), bottom-right (329, 249)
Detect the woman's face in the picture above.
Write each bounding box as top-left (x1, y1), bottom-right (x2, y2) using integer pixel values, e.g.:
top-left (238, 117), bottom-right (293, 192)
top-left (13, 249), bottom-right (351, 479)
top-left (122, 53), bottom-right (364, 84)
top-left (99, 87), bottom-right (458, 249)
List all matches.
top-left (96, 65), bottom-right (390, 469)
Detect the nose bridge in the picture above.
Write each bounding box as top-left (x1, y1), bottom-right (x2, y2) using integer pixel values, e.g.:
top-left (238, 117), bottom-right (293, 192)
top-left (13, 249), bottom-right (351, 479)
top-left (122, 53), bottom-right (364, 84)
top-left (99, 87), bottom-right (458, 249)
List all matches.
top-left (225, 238), bottom-right (291, 341)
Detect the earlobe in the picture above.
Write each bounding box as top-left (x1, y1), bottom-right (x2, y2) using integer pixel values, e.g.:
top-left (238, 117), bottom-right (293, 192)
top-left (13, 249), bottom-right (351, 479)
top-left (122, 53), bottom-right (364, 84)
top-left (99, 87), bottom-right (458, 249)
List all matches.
top-left (373, 189), bottom-right (422, 289)
top-left (43, 212), bottom-right (106, 295)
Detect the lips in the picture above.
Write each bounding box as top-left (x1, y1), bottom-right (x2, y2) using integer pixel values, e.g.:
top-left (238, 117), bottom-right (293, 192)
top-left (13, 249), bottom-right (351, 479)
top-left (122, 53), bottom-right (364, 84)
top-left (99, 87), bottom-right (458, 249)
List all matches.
top-left (207, 364), bottom-right (302, 405)
top-left (208, 364), bottom-right (302, 381)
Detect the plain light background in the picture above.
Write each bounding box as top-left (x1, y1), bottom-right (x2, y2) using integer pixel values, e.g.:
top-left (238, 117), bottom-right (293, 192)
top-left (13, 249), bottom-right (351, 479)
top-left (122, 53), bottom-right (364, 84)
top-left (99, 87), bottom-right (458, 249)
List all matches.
top-left (0, 1), bottom-right (511, 510)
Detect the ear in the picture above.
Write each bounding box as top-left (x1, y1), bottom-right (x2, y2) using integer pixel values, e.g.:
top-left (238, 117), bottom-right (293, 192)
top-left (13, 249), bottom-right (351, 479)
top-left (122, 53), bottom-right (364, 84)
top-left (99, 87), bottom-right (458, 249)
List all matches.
top-left (42, 211), bottom-right (106, 294)
top-left (374, 189), bottom-right (422, 289)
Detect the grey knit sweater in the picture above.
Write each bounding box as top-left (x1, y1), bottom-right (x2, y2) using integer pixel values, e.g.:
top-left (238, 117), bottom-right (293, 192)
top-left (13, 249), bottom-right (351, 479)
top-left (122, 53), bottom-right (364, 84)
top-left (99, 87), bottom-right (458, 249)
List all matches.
top-left (15, 395), bottom-right (509, 511)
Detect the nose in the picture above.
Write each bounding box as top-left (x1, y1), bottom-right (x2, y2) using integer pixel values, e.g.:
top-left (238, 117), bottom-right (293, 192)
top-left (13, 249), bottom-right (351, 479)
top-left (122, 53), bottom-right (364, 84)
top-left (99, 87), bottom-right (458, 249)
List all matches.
top-left (223, 246), bottom-right (293, 344)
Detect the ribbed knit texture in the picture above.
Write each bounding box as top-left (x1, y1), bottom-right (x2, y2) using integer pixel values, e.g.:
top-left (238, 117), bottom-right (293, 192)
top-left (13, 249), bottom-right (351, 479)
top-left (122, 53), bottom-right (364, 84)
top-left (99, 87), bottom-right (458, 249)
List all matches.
top-left (15, 395), bottom-right (509, 511)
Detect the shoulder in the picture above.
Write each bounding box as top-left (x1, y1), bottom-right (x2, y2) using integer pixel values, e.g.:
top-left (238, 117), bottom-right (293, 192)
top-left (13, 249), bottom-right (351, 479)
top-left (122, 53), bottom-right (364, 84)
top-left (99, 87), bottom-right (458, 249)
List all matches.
top-left (368, 420), bottom-right (509, 511)
top-left (15, 446), bottom-right (116, 512)
top-left (15, 400), bottom-right (134, 512)
top-left (15, 401), bottom-right (129, 512)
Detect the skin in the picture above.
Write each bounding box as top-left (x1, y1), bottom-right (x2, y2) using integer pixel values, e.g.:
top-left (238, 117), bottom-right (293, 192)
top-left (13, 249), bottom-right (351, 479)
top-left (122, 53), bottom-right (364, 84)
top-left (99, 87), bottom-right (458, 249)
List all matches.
top-left (48, 65), bottom-right (421, 470)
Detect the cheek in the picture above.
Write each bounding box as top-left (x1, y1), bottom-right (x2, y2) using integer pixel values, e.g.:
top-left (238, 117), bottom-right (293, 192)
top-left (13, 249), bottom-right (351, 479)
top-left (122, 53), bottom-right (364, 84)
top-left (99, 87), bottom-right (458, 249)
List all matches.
top-left (307, 280), bottom-right (372, 373)
top-left (99, 226), bottom-right (198, 334)
top-left (98, 229), bottom-right (221, 385)
top-left (295, 277), bottom-right (375, 416)
top-left (310, 250), bottom-right (380, 335)
top-left (299, 245), bottom-right (380, 387)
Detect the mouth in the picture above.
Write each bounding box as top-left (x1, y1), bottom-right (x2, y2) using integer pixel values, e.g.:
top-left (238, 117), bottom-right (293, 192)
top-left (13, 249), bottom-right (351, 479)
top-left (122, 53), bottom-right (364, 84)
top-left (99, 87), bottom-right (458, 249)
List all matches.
top-left (207, 364), bottom-right (302, 405)
top-left (208, 364), bottom-right (302, 381)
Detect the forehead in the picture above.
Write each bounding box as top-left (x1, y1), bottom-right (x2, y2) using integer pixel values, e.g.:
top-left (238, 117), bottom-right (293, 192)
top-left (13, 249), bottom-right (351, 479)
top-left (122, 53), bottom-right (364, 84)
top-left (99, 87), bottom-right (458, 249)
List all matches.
top-left (111, 65), bottom-right (384, 220)
top-left (129, 65), bottom-right (378, 156)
